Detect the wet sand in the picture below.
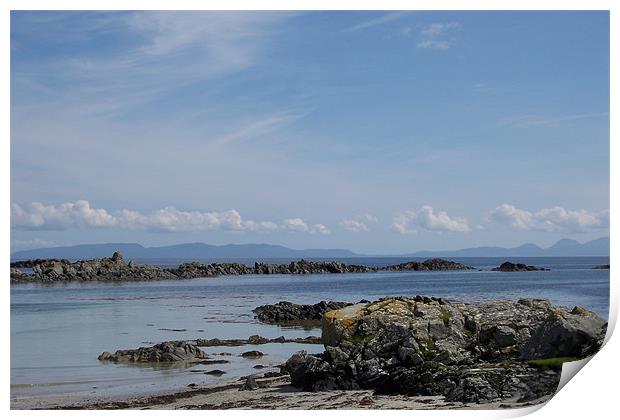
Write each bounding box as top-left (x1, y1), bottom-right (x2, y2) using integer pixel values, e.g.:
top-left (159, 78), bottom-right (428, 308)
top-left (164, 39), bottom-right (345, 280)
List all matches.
top-left (11, 374), bottom-right (553, 410)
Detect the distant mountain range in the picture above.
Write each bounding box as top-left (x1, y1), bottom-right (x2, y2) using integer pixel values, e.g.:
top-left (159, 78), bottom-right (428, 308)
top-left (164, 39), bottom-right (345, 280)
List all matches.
top-left (403, 237), bottom-right (609, 258)
top-left (10, 237), bottom-right (609, 261)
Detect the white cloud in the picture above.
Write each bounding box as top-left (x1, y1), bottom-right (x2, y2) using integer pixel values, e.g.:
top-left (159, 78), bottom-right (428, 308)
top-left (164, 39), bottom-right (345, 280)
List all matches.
top-left (341, 213), bottom-right (379, 233)
top-left (11, 200), bottom-right (117, 230)
top-left (11, 200), bottom-right (329, 235)
top-left (117, 207), bottom-right (278, 233)
top-left (341, 220), bottom-right (369, 233)
top-left (281, 218), bottom-right (331, 235)
top-left (311, 224), bottom-right (332, 235)
top-left (489, 204), bottom-right (610, 233)
top-left (393, 206), bottom-right (470, 234)
top-left (417, 22), bottom-right (462, 50)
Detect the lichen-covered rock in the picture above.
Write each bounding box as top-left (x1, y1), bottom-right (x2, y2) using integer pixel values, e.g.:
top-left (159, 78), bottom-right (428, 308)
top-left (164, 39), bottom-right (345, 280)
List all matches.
top-left (284, 296), bottom-right (606, 403)
top-left (98, 341), bottom-right (208, 363)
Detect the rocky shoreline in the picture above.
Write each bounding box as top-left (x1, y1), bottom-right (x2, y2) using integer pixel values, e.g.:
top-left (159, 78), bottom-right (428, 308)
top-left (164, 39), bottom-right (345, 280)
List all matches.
top-left (12, 295), bottom-right (607, 410)
top-left (10, 252), bottom-right (475, 284)
top-left (283, 296), bottom-right (606, 404)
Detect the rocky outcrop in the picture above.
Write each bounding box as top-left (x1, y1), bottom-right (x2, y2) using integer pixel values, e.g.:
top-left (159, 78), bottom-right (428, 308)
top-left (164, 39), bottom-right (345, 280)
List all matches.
top-left (196, 335), bottom-right (322, 346)
top-left (383, 258), bottom-right (473, 271)
top-left (98, 341), bottom-right (208, 363)
top-left (492, 261), bottom-right (549, 272)
top-left (11, 251), bottom-right (177, 283)
top-left (11, 258), bottom-right (70, 269)
top-left (592, 264), bottom-right (610, 269)
top-left (253, 301), bottom-right (355, 324)
top-left (283, 296), bottom-right (606, 403)
top-left (11, 254), bottom-right (378, 284)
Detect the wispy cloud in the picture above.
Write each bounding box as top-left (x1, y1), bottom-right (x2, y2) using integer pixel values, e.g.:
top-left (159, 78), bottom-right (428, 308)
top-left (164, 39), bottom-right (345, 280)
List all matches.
top-left (11, 200), bottom-right (331, 235)
top-left (497, 112), bottom-right (610, 128)
top-left (417, 22), bottom-right (462, 50)
top-left (488, 204), bottom-right (609, 233)
top-left (344, 12), bottom-right (406, 32)
top-left (393, 206), bottom-right (470, 234)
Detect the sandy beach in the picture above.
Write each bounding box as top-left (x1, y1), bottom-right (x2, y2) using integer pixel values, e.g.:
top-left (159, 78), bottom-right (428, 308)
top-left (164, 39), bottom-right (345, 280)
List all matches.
top-left (11, 374), bottom-right (554, 410)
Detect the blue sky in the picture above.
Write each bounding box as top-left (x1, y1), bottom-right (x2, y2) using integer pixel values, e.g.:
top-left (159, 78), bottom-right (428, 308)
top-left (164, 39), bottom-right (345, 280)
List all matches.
top-left (10, 11), bottom-right (610, 254)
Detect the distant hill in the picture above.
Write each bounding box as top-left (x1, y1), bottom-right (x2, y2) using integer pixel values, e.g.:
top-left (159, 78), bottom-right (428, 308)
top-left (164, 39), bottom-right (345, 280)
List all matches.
top-left (10, 237), bottom-right (609, 261)
top-left (10, 242), bottom-right (361, 261)
top-left (407, 237), bottom-right (609, 257)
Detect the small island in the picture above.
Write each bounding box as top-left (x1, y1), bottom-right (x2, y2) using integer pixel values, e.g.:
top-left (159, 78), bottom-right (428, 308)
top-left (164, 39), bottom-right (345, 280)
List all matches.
top-left (491, 261), bottom-right (549, 272)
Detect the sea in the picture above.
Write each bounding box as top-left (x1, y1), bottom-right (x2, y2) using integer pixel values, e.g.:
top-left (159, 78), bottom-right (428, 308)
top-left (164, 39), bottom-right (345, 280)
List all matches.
top-left (10, 256), bottom-right (610, 403)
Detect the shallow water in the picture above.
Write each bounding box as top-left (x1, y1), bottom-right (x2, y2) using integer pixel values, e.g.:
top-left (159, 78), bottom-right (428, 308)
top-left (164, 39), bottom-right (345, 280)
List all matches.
top-left (10, 256), bottom-right (609, 401)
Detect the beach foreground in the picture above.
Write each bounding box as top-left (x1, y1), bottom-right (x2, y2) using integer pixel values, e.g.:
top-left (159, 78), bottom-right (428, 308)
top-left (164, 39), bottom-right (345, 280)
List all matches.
top-left (11, 374), bottom-right (553, 410)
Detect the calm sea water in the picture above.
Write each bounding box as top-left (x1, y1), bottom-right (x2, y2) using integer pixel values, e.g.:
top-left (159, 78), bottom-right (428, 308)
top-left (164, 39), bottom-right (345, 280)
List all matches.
top-left (10, 257), bottom-right (609, 402)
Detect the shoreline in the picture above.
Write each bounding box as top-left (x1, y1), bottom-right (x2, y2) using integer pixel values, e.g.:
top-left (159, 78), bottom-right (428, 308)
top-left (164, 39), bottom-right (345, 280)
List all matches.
top-left (11, 374), bottom-right (554, 410)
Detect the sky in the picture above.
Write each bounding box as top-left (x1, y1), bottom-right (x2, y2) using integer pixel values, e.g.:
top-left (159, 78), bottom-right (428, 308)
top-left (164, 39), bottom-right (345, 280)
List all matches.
top-left (10, 11), bottom-right (610, 254)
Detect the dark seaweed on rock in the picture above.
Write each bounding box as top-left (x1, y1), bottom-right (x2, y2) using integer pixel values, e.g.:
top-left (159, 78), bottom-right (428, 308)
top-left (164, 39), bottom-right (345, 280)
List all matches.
top-left (253, 301), bottom-right (354, 324)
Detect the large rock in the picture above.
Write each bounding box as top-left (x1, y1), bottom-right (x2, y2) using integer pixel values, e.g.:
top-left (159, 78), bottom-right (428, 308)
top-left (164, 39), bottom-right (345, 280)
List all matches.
top-left (98, 341), bottom-right (208, 363)
top-left (492, 261), bottom-right (549, 272)
top-left (284, 296), bottom-right (606, 403)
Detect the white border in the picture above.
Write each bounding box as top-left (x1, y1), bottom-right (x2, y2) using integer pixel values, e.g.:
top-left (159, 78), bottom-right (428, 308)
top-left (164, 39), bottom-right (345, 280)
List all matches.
top-left (2, 1), bottom-right (616, 419)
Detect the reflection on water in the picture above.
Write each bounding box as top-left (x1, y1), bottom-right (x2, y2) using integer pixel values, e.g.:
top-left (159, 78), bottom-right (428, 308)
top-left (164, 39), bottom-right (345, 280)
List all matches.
top-left (10, 256), bottom-right (609, 400)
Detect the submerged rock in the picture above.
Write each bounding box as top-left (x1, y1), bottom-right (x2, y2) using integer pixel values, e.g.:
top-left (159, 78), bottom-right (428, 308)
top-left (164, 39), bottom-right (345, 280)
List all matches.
top-left (283, 296), bottom-right (606, 403)
top-left (492, 261), bottom-right (549, 272)
top-left (98, 341), bottom-right (208, 363)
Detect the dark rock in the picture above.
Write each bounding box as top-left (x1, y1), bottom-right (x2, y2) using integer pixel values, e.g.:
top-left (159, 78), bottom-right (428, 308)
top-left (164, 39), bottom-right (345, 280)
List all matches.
top-left (382, 258), bottom-right (473, 272)
top-left (241, 350), bottom-right (264, 359)
top-left (98, 341), bottom-right (208, 363)
top-left (592, 264), bottom-right (610, 269)
top-left (253, 301), bottom-right (353, 324)
top-left (492, 261), bottom-right (549, 272)
top-left (204, 369), bottom-right (226, 376)
top-left (196, 335), bottom-right (322, 346)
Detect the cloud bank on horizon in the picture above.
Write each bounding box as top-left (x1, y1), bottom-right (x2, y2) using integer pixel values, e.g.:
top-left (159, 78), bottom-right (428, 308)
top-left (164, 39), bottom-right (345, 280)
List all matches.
top-left (10, 11), bottom-right (609, 253)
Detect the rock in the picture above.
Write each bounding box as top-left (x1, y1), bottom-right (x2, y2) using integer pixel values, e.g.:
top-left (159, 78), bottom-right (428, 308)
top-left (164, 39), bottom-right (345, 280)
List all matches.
top-left (285, 296), bottom-right (606, 403)
top-left (204, 369), bottom-right (226, 376)
top-left (382, 258), bottom-right (473, 271)
top-left (253, 301), bottom-right (354, 324)
top-left (98, 341), bottom-right (208, 363)
top-left (196, 335), bottom-right (322, 346)
top-left (239, 376), bottom-right (260, 391)
top-left (253, 364), bottom-right (265, 369)
top-left (521, 308), bottom-right (607, 359)
top-left (241, 350), bottom-right (264, 359)
top-left (592, 264), bottom-right (610, 269)
top-left (492, 262), bottom-right (549, 272)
